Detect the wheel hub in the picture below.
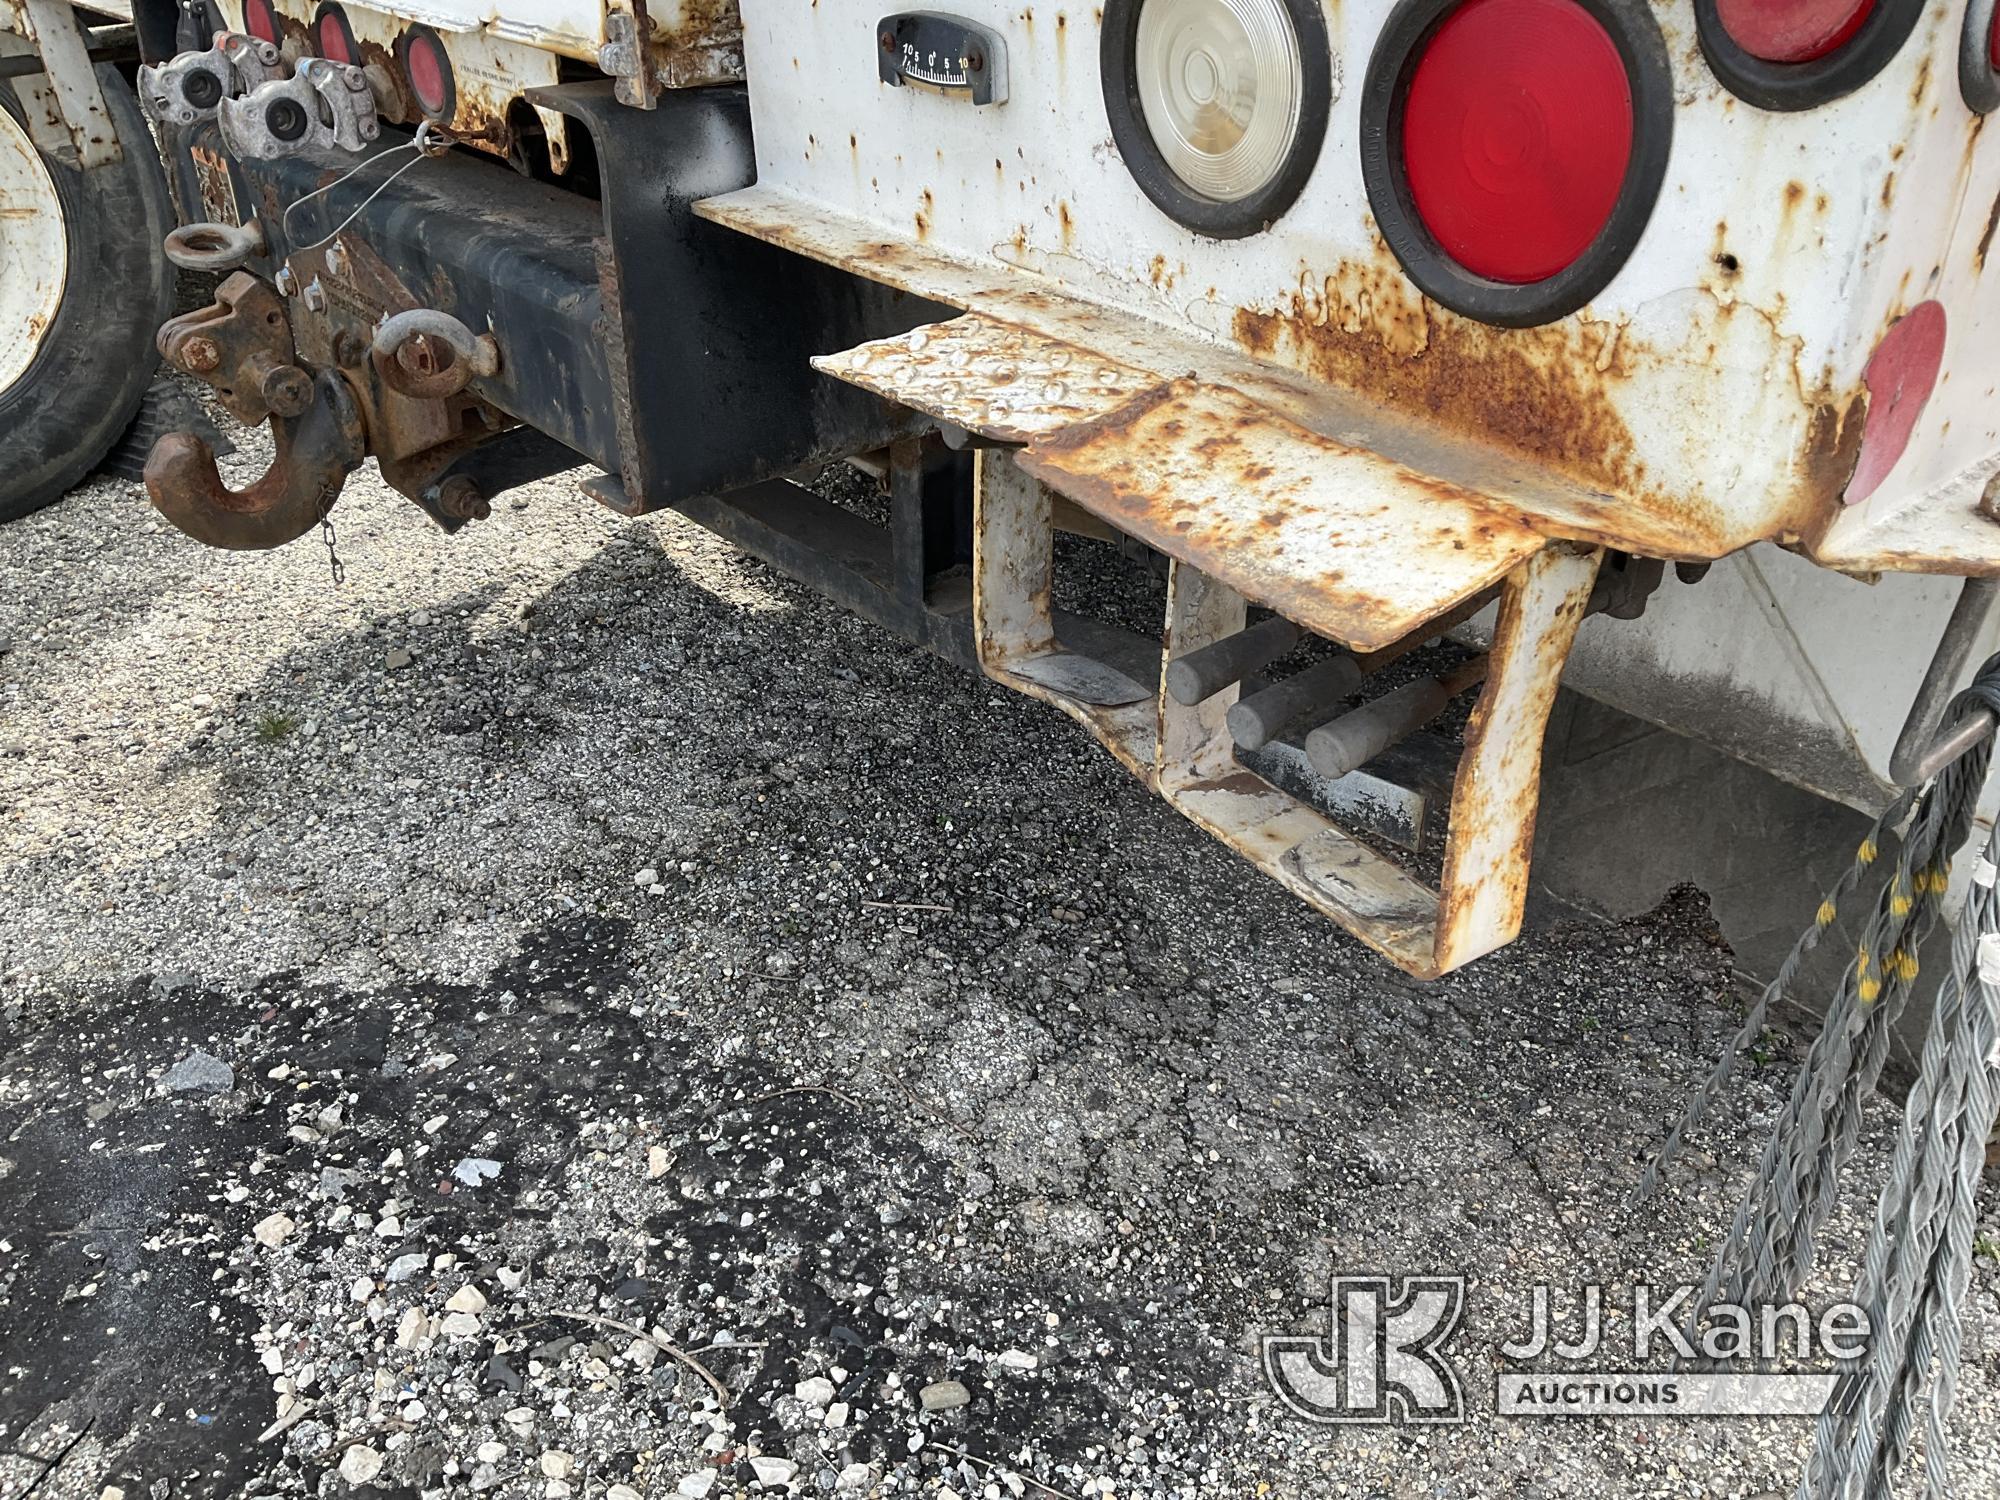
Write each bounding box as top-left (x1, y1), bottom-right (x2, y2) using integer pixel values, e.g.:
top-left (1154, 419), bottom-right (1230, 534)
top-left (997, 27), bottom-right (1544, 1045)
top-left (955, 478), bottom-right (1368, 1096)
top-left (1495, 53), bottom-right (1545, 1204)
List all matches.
top-left (0, 105), bottom-right (67, 395)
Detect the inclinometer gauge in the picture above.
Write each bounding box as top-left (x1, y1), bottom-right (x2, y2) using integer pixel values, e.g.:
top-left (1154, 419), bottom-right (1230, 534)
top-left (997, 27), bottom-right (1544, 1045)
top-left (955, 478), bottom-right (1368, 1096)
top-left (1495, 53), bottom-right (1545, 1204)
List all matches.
top-left (878, 12), bottom-right (1010, 105)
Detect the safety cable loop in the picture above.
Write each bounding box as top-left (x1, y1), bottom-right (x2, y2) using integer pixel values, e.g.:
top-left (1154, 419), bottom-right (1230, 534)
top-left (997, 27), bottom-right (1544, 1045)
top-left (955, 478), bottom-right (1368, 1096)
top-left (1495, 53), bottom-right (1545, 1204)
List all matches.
top-left (280, 121), bottom-right (453, 256)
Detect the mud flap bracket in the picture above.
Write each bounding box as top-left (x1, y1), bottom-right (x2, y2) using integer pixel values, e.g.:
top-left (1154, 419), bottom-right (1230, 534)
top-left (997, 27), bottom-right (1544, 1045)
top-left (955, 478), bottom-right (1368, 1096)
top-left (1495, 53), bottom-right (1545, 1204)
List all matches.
top-left (0, 0), bottom-right (119, 167)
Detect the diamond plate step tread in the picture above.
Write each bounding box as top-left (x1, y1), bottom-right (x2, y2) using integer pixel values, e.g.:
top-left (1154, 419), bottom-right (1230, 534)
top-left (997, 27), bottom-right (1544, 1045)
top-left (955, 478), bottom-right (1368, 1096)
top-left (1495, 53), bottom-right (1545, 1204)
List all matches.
top-left (813, 315), bottom-right (1162, 444)
top-left (820, 312), bottom-right (1543, 653)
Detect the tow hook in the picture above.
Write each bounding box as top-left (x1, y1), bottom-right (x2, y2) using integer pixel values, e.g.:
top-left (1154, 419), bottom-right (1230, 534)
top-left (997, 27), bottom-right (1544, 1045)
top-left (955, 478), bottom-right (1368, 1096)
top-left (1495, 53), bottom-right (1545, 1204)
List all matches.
top-left (163, 219), bottom-right (267, 273)
top-left (145, 371), bottom-right (367, 550)
top-left (146, 271), bottom-right (367, 548)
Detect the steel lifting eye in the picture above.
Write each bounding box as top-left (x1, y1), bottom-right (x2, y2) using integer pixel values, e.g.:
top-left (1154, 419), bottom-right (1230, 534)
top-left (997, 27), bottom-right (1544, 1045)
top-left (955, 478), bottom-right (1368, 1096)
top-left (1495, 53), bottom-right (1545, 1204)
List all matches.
top-left (164, 219), bottom-right (268, 273)
top-left (370, 308), bottom-right (501, 400)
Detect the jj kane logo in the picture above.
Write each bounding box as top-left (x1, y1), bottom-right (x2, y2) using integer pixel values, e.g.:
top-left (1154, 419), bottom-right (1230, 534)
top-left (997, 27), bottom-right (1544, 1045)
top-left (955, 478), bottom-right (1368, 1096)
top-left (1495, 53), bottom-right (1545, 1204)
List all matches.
top-left (1263, 1277), bottom-right (1869, 1425)
top-left (1262, 1275), bottom-right (1468, 1424)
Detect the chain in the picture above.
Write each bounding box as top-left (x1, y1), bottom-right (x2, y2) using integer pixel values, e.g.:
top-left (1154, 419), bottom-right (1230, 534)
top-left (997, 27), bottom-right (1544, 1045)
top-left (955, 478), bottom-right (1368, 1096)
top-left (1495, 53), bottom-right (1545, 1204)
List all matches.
top-left (316, 485), bottom-right (345, 586)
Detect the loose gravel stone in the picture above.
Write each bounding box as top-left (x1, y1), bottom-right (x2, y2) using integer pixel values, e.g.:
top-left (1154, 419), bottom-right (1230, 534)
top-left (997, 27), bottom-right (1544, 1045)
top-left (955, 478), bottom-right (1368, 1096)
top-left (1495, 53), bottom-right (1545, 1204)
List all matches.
top-left (158, 1048), bottom-right (233, 1093)
top-left (1, 407), bottom-right (1995, 1500)
top-left (338, 1446), bottom-right (384, 1485)
top-left (919, 1379), bottom-right (971, 1412)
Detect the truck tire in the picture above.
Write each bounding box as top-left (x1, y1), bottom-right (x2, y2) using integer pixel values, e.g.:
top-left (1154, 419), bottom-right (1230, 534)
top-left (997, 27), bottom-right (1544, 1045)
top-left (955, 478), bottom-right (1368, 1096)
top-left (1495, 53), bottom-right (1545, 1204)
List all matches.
top-left (0, 66), bottom-right (176, 523)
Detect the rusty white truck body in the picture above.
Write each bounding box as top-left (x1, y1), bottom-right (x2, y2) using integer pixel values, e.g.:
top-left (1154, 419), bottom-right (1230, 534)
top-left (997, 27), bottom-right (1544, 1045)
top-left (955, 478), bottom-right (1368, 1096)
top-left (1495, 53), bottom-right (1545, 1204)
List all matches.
top-left (5, 0), bottom-right (1998, 976)
top-left (699, 0), bottom-right (2000, 968)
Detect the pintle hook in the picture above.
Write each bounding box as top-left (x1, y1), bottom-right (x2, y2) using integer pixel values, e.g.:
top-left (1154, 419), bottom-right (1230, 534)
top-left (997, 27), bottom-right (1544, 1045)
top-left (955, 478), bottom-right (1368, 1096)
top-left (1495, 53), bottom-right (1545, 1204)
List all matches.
top-left (144, 371), bottom-right (367, 550)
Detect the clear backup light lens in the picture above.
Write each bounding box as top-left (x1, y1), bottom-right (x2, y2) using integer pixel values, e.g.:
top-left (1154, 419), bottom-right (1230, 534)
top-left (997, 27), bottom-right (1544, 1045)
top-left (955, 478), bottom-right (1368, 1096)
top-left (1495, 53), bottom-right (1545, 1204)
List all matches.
top-left (1134, 0), bottom-right (1304, 203)
top-left (1713, 0), bottom-right (1876, 63)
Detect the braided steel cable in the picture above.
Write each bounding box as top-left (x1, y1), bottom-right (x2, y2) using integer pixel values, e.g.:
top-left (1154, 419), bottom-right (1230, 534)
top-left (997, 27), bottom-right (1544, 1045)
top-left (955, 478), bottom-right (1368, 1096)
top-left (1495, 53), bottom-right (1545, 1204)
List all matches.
top-left (1733, 770), bottom-right (1964, 1321)
top-left (1814, 833), bottom-right (1997, 1500)
top-left (1636, 788), bottom-right (1916, 1207)
top-left (1657, 658), bottom-right (2000, 1500)
top-left (1919, 954), bottom-right (2000, 1496)
top-left (1683, 813), bottom-right (1933, 1329)
top-left (1803, 801), bottom-right (1984, 1497)
top-left (1773, 835), bottom-right (1952, 1302)
top-left (1848, 815), bottom-right (2000, 1499)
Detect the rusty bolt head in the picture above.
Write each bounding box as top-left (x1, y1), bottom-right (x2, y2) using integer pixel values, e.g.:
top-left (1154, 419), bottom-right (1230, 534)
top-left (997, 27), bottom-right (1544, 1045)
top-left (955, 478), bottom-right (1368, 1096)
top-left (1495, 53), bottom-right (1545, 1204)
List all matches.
top-left (967, 50), bottom-right (984, 71)
top-left (436, 476), bottom-right (490, 522)
top-left (180, 335), bottom-right (222, 374)
top-left (274, 266), bottom-right (298, 297)
top-left (331, 329), bottom-right (368, 369)
top-left (879, 29), bottom-right (895, 49)
top-left (260, 364), bottom-right (313, 419)
top-left (1981, 472), bottom-right (2000, 525)
top-left (302, 277), bottom-right (328, 314)
top-left (324, 240), bottom-right (350, 278)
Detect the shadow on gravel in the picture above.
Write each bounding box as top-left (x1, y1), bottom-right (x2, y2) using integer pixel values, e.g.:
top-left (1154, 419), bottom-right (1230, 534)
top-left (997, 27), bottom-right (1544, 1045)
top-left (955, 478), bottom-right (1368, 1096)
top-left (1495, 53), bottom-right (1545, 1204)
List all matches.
top-left (12, 478), bottom-right (1988, 1496)
top-left (0, 916), bottom-right (1230, 1495)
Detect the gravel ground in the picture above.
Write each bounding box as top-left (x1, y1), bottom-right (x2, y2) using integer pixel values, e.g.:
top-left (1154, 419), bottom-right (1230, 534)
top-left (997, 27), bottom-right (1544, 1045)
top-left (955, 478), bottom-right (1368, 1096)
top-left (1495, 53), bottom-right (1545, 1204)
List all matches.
top-left (2, 399), bottom-right (1998, 1500)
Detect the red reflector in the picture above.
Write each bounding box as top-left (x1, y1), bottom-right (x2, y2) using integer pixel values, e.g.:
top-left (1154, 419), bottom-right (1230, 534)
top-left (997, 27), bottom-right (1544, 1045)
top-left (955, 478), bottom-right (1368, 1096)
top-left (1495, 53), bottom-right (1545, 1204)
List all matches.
top-left (1400, 0), bottom-right (1633, 285)
top-left (1991, 9), bottom-right (1999, 70)
top-left (244, 0), bottom-right (281, 44)
top-left (406, 34), bottom-right (449, 115)
top-left (1713, 0), bottom-right (1875, 64)
top-left (1845, 300), bottom-right (1946, 506)
top-left (317, 12), bottom-right (353, 64)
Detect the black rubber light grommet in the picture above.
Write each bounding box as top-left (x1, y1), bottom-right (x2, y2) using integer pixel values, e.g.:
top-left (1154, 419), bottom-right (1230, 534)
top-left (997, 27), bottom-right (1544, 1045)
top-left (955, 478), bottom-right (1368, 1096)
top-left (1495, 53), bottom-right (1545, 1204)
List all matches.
top-left (397, 25), bottom-right (459, 121)
top-left (1694, 0), bottom-right (1926, 113)
top-left (1359, 0), bottom-right (1674, 329)
top-left (1962, 0), bottom-right (2000, 115)
top-left (1100, 0), bottom-right (1333, 239)
top-left (312, 1), bottom-right (361, 65)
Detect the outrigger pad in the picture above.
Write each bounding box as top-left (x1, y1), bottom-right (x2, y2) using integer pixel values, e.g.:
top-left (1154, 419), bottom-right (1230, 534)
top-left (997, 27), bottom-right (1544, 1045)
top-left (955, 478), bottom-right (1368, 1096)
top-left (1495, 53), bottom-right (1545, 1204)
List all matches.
top-left (816, 314), bottom-right (1546, 653)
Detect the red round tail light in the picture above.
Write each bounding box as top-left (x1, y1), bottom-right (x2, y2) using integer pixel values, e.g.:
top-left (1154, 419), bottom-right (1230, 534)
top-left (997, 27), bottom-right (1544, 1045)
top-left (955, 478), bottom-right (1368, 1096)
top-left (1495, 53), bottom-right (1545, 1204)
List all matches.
top-left (1361, 0), bottom-right (1671, 326)
top-left (243, 0), bottom-right (282, 45)
top-left (398, 25), bottom-right (456, 120)
top-left (1714, 0), bottom-right (1875, 63)
top-left (1400, 0), bottom-right (1633, 285)
top-left (313, 2), bottom-right (357, 65)
top-left (1695, 0), bottom-right (1922, 111)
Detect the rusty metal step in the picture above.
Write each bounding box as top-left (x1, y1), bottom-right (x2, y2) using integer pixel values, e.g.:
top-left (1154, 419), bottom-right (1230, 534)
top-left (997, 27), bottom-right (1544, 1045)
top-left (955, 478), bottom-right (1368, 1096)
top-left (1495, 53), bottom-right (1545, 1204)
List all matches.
top-left (815, 312), bottom-right (1546, 655)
